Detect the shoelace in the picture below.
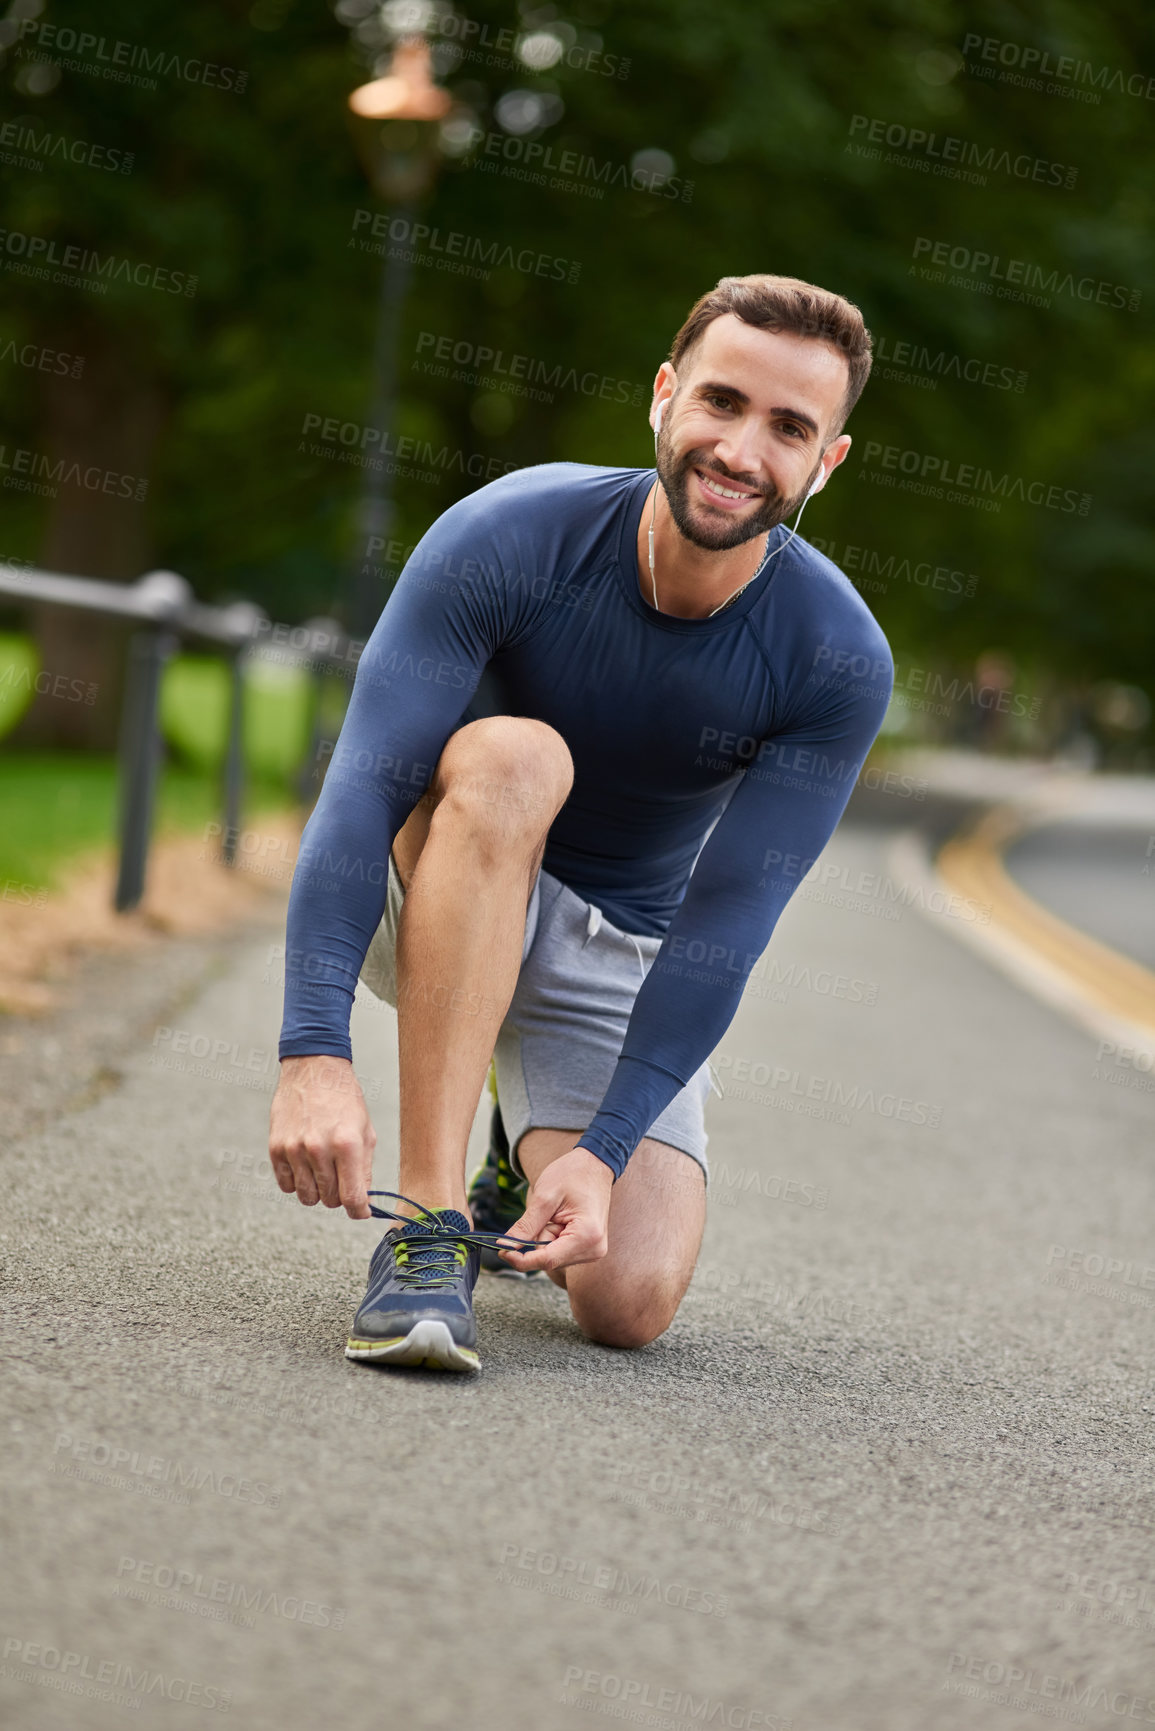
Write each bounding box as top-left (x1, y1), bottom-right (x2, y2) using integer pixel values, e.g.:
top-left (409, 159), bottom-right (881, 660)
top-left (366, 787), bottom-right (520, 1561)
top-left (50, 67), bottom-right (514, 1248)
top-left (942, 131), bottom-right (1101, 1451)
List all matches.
top-left (366, 1189), bottom-right (546, 1289)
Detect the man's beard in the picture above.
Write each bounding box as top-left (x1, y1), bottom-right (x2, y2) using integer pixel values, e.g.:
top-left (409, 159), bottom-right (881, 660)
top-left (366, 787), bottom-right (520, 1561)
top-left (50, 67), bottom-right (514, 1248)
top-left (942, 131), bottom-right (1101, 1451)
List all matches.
top-left (656, 440), bottom-right (817, 552)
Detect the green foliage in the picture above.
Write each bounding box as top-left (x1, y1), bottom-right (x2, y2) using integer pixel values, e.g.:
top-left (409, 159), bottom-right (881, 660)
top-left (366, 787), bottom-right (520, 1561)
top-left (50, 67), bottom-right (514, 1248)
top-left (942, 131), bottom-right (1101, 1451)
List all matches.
top-left (0, 0), bottom-right (1151, 691)
top-left (159, 657), bottom-right (229, 771)
top-left (159, 652), bottom-right (314, 781)
top-left (0, 634), bottom-right (40, 739)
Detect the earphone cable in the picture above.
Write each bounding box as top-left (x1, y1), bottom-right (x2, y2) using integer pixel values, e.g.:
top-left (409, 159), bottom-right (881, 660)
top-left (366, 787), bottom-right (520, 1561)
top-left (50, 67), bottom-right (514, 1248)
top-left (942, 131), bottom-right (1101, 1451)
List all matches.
top-left (647, 479), bottom-right (813, 618)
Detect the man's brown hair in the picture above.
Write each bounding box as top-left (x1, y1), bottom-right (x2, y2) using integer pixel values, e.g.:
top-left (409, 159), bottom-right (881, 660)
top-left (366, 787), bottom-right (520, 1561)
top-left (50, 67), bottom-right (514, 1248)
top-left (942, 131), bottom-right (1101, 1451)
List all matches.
top-left (669, 273), bottom-right (873, 435)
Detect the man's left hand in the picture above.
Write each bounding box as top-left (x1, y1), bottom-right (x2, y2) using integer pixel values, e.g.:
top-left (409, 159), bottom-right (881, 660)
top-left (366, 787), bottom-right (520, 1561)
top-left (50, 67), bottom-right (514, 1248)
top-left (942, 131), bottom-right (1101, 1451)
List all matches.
top-left (497, 1146), bottom-right (614, 1274)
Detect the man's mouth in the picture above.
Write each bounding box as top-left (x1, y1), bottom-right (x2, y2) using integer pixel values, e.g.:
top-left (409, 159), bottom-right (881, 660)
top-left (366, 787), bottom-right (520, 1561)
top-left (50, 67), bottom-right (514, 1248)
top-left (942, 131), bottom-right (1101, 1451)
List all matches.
top-left (693, 467), bottom-right (763, 507)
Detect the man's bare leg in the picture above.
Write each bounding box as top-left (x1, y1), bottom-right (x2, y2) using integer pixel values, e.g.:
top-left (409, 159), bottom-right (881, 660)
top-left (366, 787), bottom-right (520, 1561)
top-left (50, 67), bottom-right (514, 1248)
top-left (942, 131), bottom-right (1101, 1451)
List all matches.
top-left (516, 1128), bottom-right (706, 1347)
top-left (388, 717), bottom-right (573, 1218)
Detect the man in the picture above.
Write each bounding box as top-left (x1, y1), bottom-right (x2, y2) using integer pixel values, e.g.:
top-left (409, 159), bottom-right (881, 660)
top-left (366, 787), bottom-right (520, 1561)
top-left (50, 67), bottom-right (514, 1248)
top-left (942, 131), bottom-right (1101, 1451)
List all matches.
top-left (269, 273), bottom-right (894, 1372)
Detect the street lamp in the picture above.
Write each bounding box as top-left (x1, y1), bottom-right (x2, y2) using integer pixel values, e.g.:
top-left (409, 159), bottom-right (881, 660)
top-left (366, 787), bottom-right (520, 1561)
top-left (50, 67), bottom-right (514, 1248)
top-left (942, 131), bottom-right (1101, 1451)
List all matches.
top-left (350, 36), bottom-right (452, 127)
top-left (344, 37), bottom-right (452, 637)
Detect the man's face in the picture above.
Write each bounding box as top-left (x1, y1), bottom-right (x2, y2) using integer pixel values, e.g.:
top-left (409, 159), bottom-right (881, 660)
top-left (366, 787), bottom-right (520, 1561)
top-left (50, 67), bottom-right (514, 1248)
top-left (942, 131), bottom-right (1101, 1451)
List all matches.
top-left (653, 313), bottom-right (852, 551)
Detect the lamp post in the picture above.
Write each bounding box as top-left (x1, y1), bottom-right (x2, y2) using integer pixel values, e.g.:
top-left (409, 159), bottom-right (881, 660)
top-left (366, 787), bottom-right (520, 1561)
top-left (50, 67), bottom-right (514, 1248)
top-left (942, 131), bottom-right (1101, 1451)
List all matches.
top-left (344, 38), bottom-right (452, 640)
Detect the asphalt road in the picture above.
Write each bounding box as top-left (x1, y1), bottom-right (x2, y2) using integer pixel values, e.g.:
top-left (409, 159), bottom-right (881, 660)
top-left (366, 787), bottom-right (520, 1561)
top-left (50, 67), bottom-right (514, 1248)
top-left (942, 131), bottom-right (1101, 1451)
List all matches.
top-left (3, 811), bottom-right (1154, 1731)
top-left (1004, 822), bottom-right (1155, 970)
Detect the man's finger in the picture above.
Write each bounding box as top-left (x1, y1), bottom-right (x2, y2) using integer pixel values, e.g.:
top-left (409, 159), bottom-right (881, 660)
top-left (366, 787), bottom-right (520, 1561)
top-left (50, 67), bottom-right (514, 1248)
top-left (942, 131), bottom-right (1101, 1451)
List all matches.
top-left (337, 1159), bottom-right (372, 1219)
top-left (504, 1221), bottom-right (604, 1273)
top-left (270, 1153), bottom-right (296, 1193)
top-left (332, 1132), bottom-right (373, 1218)
top-left (498, 1202), bottom-right (602, 1272)
top-left (496, 1232), bottom-right (559, 1270)
top-left (285, 1148), bottom-right (320, 1206)
top-left (496, 1192), bottom-right (565, 1263)
top-left (312, 1154), bottom-right (341, 1208)
top-left (498, 1191), bottom-right (555, 1253)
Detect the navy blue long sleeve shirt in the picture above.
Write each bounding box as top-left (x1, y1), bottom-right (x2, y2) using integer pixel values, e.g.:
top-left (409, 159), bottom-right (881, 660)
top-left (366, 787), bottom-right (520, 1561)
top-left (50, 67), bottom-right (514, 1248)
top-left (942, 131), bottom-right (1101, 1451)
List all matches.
top-left (279, 463), bottom-right (894, 1177)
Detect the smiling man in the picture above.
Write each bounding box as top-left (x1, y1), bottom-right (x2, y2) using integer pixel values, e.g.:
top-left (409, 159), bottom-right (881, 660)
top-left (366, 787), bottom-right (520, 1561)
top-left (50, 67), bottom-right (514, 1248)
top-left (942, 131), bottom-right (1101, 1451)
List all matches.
top-left (270, 273), bottom-right (894, 1371)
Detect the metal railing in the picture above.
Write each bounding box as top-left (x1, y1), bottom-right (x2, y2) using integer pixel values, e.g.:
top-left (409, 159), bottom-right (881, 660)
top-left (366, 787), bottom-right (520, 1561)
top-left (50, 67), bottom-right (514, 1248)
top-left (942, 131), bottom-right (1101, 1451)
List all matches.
top-left (0, 564), bottom-right (271, 911)
top-left (0, 564), bottom-right (373, 911)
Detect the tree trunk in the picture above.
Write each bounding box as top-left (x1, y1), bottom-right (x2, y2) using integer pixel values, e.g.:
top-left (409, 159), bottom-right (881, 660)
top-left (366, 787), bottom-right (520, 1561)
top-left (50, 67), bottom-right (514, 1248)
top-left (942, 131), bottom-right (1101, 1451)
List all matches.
top-left (13, 321), bottom-right (168, 751)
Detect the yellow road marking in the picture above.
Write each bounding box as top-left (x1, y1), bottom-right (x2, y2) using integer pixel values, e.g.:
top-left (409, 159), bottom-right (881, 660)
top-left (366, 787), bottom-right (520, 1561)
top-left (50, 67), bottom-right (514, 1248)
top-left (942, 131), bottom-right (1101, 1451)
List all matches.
top-left (938, 805), bottom-right (1155, 1039)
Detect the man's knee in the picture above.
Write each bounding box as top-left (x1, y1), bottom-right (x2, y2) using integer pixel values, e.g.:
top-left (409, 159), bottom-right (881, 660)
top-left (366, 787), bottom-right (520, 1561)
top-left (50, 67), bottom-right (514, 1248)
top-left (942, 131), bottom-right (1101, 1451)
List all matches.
top-left (435, 717), bottom-right (573, 839)
top-left (575, 1310), bottom-right (672, 1351)
top-left (570, 1284), bottom-right (680, 1350)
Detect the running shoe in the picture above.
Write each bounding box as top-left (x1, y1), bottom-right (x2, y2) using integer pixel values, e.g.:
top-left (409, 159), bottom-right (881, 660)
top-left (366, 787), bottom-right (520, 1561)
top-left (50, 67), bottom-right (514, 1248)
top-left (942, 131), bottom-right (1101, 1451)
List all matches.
top-left (467, 1101), bottom-right (538, 1277)
top-left (345, 1191), bottom-right (542, 1371)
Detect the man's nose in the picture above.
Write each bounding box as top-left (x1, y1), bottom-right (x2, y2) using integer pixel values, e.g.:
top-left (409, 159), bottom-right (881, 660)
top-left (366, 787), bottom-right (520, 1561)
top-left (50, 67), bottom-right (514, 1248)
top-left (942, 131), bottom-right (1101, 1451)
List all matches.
top-left (710, 418), bottom-right (766, 482)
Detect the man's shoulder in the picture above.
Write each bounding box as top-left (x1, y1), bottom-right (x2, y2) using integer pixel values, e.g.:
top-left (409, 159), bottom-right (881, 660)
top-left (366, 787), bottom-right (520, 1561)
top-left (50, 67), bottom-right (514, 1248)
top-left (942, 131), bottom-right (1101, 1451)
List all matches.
top-left (750, 535), bottom-right (893, 720)
top-left (422, 462), bottom-right (644, 559)
top-left (776, 535), bottom-right (892, 663)
top-left (463, 461), bottom-right (645, 515)
top-left (394, 463), bottom-right (643, 633)
top-left (785, 534), bottom-right (876, 614)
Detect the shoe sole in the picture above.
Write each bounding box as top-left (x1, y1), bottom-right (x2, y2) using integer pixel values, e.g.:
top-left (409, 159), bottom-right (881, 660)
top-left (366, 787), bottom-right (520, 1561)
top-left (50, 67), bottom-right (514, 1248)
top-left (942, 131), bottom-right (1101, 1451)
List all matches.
top-left (345, 1319), bottom-right (480, 1373)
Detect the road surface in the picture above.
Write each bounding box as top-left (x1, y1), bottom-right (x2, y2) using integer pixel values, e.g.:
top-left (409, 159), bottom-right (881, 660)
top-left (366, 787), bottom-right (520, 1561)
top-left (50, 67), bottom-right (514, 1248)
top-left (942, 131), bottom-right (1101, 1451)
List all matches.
top-left (1005, 822), bottom-right (1155, 970)
top-left (2, 795), bottom-right (1153, 1731)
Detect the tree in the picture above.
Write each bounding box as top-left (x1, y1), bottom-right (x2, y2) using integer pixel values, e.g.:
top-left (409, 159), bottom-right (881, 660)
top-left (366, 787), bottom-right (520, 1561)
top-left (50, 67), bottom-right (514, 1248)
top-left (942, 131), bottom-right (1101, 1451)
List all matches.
top-left (1, 0), bottom-right (1151, 748)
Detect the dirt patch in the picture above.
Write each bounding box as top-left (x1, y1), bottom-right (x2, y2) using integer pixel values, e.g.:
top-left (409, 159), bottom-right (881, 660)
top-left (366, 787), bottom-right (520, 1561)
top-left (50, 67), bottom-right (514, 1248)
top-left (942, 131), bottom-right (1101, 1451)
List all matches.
top-left (0, 809), bottom-right (303, 1014)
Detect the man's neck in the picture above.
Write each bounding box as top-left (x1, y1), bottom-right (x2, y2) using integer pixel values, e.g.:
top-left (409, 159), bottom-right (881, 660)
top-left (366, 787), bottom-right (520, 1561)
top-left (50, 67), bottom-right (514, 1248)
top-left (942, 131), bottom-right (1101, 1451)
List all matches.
top-left (634, 481), bottom-right (769, 620)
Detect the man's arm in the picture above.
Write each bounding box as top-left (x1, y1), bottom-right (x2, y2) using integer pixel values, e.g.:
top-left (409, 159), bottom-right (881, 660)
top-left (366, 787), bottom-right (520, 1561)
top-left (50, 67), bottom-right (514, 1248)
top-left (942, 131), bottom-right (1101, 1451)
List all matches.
top-left (580, 664), bottom-right (894, 1178)
top-left (278, 531), bottom-right (522, 1064)
top-left (271, 504), bottom-right (534, 1216)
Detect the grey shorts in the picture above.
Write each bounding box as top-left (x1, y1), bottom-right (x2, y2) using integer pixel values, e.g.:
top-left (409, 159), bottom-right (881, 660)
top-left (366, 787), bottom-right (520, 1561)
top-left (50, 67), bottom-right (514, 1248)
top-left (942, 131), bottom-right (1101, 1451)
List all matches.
top-left (358, 853), bottom-right (713, 1183)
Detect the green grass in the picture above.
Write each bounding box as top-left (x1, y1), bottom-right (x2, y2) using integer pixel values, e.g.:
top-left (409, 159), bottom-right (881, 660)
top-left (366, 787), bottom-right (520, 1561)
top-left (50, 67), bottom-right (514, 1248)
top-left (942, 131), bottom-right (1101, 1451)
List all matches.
top-left (0, 752), bottom-right (296, 891)
top-left (0, 634), bottom-right (319, 891)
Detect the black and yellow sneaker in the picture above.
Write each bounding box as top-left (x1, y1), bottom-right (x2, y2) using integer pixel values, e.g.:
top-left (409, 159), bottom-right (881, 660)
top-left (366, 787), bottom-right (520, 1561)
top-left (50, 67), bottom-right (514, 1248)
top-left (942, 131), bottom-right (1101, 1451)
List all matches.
top-left (345, 1190), bottom-right (545, 1371)
top-left (346, 1202), bottom-right (482, 1372)
top-left (467, 1097), bottom-right (538, 1277)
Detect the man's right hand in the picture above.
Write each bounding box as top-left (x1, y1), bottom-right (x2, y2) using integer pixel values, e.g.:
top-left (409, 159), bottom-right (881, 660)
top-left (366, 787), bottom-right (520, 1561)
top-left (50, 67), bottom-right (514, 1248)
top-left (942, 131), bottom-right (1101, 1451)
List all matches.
top-left (269, 1055), bottom-right (376, 1218)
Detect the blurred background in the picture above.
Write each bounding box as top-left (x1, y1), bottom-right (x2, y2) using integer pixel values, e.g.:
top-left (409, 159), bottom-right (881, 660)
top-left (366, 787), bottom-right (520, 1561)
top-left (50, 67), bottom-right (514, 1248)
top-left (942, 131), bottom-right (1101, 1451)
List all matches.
top-left (0, 0), bottom-right (1152, 909)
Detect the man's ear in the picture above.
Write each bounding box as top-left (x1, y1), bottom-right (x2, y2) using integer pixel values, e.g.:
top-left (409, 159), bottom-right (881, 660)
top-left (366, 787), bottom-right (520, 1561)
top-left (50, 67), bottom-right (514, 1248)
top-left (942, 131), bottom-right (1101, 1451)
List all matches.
top-left (824, 432), bottom-right (852, 478)
top-left (649, 362), bottom-right (677, 434)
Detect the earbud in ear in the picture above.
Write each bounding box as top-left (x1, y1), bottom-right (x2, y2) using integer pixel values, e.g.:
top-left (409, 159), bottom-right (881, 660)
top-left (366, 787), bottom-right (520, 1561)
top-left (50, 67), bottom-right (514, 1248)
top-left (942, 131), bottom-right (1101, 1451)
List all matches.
top-left (654, 400), bottom-right (666, 436)
top-left (806, 468), bottom-right (826, 499)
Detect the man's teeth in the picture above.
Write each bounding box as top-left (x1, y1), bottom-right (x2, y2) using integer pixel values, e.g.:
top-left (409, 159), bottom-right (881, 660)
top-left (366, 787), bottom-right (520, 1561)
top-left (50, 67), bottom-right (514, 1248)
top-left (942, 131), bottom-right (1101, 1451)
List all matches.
top-left (700, 473), bottom-right (751, 501)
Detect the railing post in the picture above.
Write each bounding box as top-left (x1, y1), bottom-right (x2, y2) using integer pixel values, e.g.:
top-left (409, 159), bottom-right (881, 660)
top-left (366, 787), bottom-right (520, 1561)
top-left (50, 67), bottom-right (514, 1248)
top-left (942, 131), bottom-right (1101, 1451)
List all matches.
top-left (297, 616), bottom-right (347, 808)
top-left (115, 626), bottom-right (178, 912)
top-left (221, 647), bottom-right (246, 866)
